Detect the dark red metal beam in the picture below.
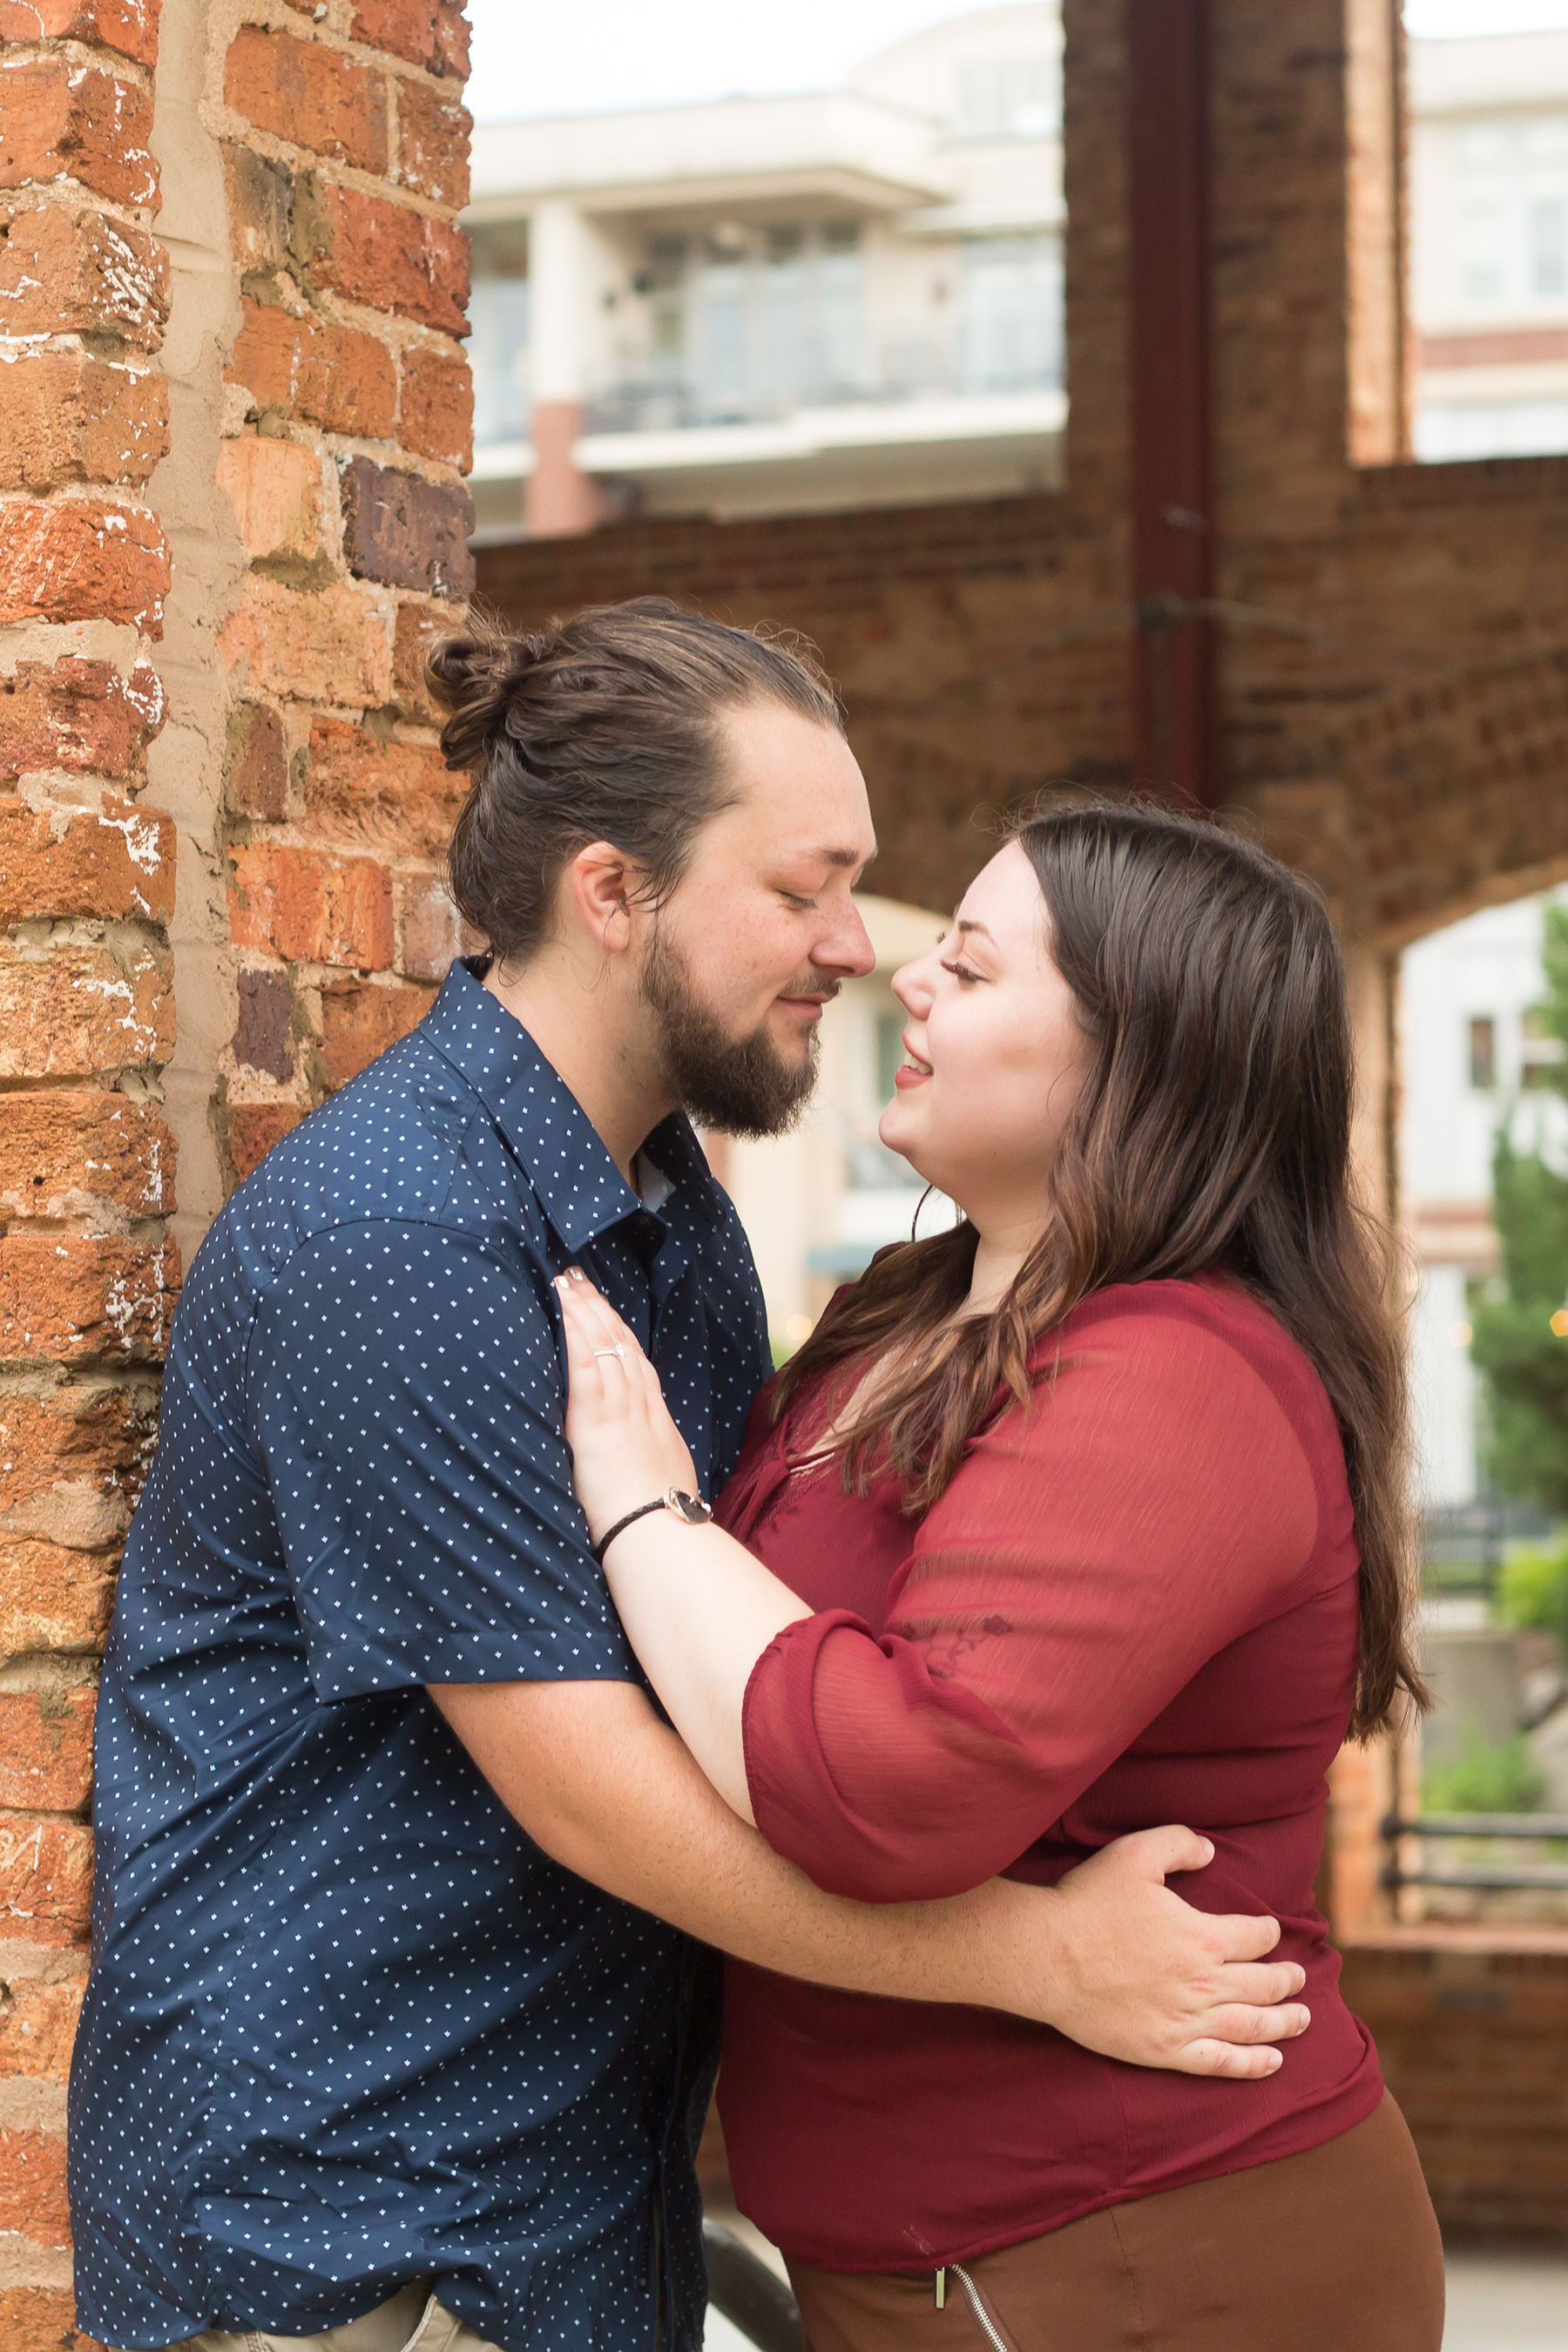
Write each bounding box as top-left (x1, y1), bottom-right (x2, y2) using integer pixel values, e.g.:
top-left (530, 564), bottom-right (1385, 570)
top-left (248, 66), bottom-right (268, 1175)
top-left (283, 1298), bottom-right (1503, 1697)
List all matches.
top-left (1127, 0), bottom-right (1218, 807)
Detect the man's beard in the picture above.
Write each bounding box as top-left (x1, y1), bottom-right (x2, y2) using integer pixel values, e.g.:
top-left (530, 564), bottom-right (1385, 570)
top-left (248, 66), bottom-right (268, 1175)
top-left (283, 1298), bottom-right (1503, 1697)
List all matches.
top-left (639, 928), bottom-right (826, 1139)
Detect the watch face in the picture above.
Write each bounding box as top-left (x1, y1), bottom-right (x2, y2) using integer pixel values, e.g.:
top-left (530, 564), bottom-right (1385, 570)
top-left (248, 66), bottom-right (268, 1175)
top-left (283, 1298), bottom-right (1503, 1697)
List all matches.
top-left (666, 1490), bottom-right (713, 1525)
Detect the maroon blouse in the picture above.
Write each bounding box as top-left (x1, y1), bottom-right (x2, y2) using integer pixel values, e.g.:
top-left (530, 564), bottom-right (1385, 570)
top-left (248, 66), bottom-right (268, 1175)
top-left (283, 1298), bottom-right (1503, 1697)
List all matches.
top-left (714, 1278), bottom-right (1382, 2272)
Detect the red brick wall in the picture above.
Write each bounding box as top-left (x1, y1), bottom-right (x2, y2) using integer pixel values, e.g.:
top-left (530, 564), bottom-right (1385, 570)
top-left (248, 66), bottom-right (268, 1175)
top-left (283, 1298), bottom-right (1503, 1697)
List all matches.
top-left (0, 0), bottom-right (174, 2334)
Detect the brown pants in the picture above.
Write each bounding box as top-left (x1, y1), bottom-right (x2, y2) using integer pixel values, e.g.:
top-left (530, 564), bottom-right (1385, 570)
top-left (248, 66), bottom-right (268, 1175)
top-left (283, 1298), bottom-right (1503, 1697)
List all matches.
top-left (787, 2093), bottom-right (1444, 2352)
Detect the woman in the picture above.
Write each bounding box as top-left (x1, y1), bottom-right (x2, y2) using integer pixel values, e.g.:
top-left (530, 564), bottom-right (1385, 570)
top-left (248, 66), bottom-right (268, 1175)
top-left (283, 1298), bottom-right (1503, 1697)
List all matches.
top-left (555, 803), bottom-right (1445, 2350)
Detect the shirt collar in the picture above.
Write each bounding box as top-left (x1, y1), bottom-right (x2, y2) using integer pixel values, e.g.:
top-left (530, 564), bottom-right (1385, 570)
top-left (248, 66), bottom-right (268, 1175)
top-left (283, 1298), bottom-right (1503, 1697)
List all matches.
top-left (422, 959), bottom-right (726, 1253)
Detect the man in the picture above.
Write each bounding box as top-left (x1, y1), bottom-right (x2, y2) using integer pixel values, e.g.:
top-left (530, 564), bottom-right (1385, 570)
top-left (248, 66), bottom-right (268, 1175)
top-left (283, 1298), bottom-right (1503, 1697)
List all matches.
top-left (71, 600), bottom-right (1307, 2352)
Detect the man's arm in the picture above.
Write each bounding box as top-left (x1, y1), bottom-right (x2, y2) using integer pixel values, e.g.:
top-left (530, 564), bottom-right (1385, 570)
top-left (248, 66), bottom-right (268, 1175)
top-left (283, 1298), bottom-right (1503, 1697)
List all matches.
top-left (430, 1679), bottom-right (1309, 2081)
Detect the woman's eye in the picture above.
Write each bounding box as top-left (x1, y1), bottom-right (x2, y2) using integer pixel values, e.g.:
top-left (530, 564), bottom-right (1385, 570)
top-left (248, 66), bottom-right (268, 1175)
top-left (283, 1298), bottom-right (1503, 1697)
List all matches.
top-left (941, 959), bottom-right (983, 985)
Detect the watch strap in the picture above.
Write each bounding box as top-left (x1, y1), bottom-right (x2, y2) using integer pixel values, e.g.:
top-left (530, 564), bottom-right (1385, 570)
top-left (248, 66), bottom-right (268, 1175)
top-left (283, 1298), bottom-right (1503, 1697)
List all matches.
top-left (591, 1486), bottom-right (713, 1565)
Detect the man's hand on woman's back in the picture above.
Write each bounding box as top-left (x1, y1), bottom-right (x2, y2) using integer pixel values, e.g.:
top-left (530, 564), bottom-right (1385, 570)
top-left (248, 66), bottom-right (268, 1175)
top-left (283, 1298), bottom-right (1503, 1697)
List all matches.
top-left (974, 1824), bottom-right (1309, 2078)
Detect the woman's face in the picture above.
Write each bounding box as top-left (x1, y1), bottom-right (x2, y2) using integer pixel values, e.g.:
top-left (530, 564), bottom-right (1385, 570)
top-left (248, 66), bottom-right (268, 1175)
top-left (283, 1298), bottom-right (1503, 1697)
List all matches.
top-left (879, 841), bottom-right (1091, 1237)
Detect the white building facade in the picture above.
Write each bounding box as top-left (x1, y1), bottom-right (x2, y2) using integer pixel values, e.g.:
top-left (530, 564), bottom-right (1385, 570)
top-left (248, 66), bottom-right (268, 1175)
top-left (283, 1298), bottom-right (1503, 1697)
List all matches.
top-left (1410, 29), bottom-right (1568, 463)
top-left (1399, 892), bottom-right (1568, 1508)
top-left (463, 5), bottom-right (1065, 536)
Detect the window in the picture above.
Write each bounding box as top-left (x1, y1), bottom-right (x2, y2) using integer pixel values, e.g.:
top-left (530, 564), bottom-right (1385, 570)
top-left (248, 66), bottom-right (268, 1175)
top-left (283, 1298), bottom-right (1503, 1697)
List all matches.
top-left (961, 234), bottom-right (1064, 395)
top-left (469, 242), bottom-right (531, 452)
top-left (1468, 1015), bottom-right (1497, 1092)
top-left (955, 55), bottom-right (1058, 140)
top-left (1450, 116), bottom-right (1568, 315)
top-left (638, 220), bottom-right (864, 425)
top-left (1520, 1005), bottom-right (1565, 1089)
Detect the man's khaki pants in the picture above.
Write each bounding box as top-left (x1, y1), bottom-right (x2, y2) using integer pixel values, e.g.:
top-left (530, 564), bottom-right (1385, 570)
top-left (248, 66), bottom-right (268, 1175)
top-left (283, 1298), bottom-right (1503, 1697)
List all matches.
top-left (143, 2280), bottom-right (505, 2352)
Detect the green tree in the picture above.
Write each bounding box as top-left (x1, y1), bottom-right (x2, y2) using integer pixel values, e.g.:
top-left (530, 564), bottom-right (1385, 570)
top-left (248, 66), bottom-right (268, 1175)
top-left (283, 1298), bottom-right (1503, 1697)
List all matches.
top-left (1468, 902), bottom-right (1568, 1512)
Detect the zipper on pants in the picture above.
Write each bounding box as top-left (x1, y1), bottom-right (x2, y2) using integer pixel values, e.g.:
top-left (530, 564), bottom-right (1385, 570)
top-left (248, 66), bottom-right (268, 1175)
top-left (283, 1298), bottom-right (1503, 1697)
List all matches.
top-left (932, 2262), bottom-right (1010, 2352)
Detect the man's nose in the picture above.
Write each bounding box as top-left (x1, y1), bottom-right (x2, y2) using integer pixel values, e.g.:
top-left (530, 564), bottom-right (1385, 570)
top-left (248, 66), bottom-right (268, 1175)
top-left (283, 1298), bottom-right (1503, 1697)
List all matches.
top-left (815, 902), bottom-right (876, 979)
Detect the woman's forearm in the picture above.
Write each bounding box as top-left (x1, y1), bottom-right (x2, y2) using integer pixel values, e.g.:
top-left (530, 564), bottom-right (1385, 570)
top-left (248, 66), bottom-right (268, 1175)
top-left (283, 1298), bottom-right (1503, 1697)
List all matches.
top-left (597, 1512), bottom-right (810, 1821)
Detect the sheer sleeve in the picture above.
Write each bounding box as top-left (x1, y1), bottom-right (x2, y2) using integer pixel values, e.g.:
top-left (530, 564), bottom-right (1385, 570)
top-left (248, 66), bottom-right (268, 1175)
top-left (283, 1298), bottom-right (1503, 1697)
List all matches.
top-left (740, 1287), bottom-right (1337, 1902)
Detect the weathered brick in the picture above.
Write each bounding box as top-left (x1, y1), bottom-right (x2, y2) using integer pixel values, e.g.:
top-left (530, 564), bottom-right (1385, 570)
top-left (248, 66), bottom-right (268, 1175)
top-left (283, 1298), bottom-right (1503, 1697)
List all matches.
top-left (215, 433), bottom-right (328, 571)
top-left (0, 61), bottom-right (159, 210)
top-left (392, 77), bottom-right (470, 208)
top-left (225, 1101), bottom-right (303, 1184)
top-left (340, 456), bottom-right (473, 598)
top-left (391, 598), bottom-right (449, 720)
top-left (399, 346), bottom-right (472, 472)
top-left (0, 1693), bottom-right (94, 1813)
top-left (0, 941), bottom-right (173, 1080)
top-left (0, 1544), bottom-right (116, 1659)
top-left (0, 205), bottom-right (169, 348)
top-left (0, 797), bottom-right (175, 926)
top-left (0, 354), bottom-right (168, 492)
top-left (0, 1388), bottom-right (154, 1544)
top-left (316, 975), bottom-right (428, 1088)
top-left (293, 177), bottom-right (469, 334)
top-left (226, 700), bottom-right (287, 821)
top-left (219, 574), bottom-right (392, 705)
top-left (0, 2127), bottom-right (71, 2242)
top-left (233, 967), bottom-right (294, 1078)
top-left (0, 1234), bottom-right (179, 1364)
top-left (0, 659), bottom-right (164, 786)
top-left (229, 841), bottom-right (394, 970)
top-left (0, 501), bottom-right (169, 636)
top-left (0, 2285), bottom-right (105, 2352)
top-left (0, 1978), bottom-right (85, 2086)
top-left (223, 142), bottom-right (294, 275)
top-left (352, 0), bottom-right (470, 79)
top-left (224, 25), bottom-right (388, 176)
top-left (0, 1092), bottom-right (176, 1222)
top-left (229, 298), bottom-right (397, 438)
top-left (395, 868), bottom-right (463, 980)
top-left (0, 1820), bottom-right (93, 1946)
top-left (0, 0), bottom-right (159, 67)
top-left (303, 717), bottom-right (463, 856)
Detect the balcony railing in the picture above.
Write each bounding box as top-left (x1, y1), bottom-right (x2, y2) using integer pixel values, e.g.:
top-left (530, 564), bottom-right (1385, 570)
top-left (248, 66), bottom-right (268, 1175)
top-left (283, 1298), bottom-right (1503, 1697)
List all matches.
top-left (579, 356), bottom-right (1064, 437)
top-left (1382, 1809), bottom-right (1568, 1896)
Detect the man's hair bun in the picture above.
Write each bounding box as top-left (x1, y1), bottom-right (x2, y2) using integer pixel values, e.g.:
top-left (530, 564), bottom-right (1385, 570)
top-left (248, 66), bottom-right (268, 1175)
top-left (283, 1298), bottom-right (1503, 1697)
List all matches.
top-left (422, 597), bottom-right (843, 967)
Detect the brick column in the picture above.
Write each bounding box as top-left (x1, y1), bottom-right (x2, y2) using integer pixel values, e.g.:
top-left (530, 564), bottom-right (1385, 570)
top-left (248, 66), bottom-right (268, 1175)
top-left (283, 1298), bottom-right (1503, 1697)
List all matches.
top-left (1, 0), bottom-right (474, 2333)
top-left (213, 0), bottom-right (476, 1195)
top-left (0, 0), bottom-right (177, 2338)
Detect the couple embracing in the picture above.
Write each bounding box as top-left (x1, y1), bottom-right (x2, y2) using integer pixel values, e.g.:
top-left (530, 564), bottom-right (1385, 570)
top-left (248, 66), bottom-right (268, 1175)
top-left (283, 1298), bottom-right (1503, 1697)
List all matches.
top-left (70, 598), bottom-right (1445, 2352)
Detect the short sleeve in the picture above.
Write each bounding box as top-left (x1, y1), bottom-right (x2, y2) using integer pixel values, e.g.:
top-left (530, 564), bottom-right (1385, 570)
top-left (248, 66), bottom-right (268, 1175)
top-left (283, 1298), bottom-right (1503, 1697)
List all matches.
top-left (247, 1219), bottom-right (633, 1698)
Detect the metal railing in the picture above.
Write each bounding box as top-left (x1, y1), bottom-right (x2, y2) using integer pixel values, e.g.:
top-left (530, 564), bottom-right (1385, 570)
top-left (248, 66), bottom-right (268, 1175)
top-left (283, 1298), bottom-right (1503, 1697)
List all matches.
top-left (1382, 1809), bottom-right (1568, 1895)
top-left (703, 2221), bottom-right (802, 2352)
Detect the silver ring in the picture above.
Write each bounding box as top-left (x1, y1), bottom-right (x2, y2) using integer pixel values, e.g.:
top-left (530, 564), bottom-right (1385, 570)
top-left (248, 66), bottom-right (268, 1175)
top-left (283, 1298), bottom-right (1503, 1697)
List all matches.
top-left (592, 1345), bottom-right (625, 1360)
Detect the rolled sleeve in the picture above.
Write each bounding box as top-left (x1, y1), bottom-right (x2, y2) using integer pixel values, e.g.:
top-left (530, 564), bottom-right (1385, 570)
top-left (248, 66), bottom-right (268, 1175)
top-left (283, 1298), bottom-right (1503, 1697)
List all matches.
top-left (741, 1299), bottom-right (1327, 1903)
top-left (248, 1219), bottom-right (632, 1696)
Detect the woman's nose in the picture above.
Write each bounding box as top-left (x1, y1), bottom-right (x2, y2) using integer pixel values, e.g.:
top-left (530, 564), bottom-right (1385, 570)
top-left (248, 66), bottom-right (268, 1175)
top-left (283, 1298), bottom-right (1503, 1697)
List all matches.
top-left (890, 955), bottom-right (936, 1015)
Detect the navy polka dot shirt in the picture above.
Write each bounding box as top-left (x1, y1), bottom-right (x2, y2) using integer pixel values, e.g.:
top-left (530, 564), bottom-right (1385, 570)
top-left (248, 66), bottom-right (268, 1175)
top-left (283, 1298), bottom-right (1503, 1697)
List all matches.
top-left (68, 958), bottom-right (772, 2352)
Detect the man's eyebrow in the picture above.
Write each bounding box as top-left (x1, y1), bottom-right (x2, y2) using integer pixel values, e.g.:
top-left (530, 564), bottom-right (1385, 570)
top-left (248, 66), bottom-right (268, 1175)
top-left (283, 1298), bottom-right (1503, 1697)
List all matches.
top-left (808, 847), bottom-right (871, 869)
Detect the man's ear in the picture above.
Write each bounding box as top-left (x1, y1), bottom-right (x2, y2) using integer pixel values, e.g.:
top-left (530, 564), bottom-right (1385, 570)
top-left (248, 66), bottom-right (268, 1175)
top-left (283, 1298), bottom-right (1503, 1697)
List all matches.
top-left (563, 841), bottom-right (645, 955)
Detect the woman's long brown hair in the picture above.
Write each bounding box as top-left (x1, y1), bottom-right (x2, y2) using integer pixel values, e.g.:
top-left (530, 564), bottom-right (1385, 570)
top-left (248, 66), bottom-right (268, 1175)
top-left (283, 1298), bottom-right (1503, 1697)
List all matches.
top-left (774, 800), bottom-right (1427, 1740)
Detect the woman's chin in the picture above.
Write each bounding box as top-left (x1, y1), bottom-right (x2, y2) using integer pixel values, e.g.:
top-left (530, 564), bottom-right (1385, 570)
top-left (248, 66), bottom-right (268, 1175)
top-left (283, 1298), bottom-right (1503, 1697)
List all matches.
top-left (876, 1107), bottom-right (925, 1174)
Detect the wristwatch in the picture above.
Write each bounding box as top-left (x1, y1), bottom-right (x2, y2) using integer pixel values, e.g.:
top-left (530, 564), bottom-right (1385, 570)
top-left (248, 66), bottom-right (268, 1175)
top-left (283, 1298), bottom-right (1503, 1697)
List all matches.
top-left (591, 1486), bottom-right (713, 1565)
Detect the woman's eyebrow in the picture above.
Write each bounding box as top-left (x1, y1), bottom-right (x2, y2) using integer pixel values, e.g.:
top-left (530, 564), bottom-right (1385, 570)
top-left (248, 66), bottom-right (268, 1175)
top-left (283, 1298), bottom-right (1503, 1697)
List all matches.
top-left (955, 918), bottom-right (994, 940)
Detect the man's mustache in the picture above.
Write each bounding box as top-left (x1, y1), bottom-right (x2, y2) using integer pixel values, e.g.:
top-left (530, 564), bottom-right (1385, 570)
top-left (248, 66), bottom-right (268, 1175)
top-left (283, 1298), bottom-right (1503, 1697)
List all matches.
top-left (778, 973), bottom-right (844, 1001)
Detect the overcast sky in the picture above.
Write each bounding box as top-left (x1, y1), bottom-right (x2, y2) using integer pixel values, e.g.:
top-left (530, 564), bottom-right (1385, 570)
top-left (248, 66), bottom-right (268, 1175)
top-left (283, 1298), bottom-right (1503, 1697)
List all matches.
top-left (467, 2), bottom-right (1568, 128)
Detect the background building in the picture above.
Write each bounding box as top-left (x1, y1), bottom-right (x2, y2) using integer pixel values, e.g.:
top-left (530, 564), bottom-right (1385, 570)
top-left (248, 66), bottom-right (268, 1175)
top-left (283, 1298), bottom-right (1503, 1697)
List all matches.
top-left (465, 5), bottom-right (1066, 535)
top-left (1401, 891), bottom-right (1568, 1508)
top-left (1410, 30), bottom-right (1568, 460)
